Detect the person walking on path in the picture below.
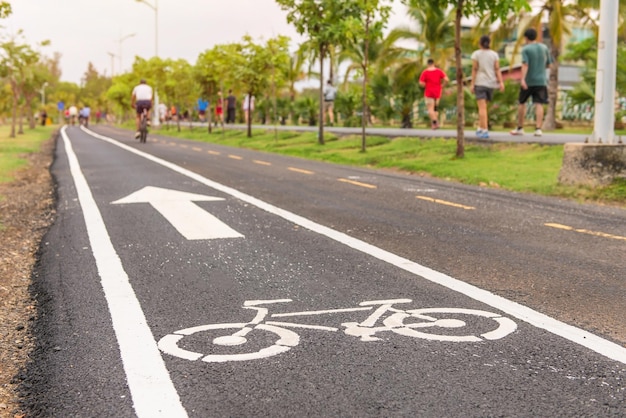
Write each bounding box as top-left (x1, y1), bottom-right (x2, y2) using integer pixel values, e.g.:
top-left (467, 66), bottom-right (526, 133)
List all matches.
top-left (226, 90), bottom-right (237, 123)
top-left (215, 91), bottom-right (224, 126)
top-left (419, 59), bottom-right (449, 129)
top-left (510, 28), bottom-right (553, 137)
top-left (243, 94), bottom-right (255, 124)
top-left (323, 80), bottom-right (337, 126)
top-left (470, 35), bottom-right (505, 139)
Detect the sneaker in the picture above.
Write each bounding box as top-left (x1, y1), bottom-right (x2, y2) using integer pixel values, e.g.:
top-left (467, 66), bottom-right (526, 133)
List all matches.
top-left (534, 128), bottom-right (542, 137)
top-left (478, 130), bottom-right (490, 139)
top-left (135, 131), bottom-right (140, 139)
top-left (476, 129), bottom-right (484, 136)
top-left (510, 128), bottom-right (524, 136)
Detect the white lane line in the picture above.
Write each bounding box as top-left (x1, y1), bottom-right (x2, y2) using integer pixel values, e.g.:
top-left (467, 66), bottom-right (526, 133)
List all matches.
top-left (63, 128), bottom-right (187, 417)
top-left (81, 126), bottom-right (626, 366)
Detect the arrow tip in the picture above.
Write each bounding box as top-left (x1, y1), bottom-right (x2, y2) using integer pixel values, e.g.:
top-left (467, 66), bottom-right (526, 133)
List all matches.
top-left (112, 186), bottom-right (225, 204)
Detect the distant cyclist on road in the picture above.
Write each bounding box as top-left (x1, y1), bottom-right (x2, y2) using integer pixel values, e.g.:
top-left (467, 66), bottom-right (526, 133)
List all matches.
top-left (131, 79), bottom-right (153, 139)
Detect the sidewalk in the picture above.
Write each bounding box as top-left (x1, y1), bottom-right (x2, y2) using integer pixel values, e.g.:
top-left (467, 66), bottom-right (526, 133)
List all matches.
top-left (192, 122), bottom-right (591, 145)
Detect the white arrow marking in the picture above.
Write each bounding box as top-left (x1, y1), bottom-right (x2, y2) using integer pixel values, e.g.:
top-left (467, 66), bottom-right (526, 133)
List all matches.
top-left (112, 186), bottom-right (243, 240)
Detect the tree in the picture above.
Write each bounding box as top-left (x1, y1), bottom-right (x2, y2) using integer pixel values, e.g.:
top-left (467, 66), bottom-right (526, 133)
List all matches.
top-left (0, 35), bottom-right (43, 137)
top-left (343, 0), bottom-right (392, 151)
top-left (195, 44), bottom-right (239, 133)
top-left (79, 62), bottom-right (112, 114)
top-left (162, 59), bottom-right (198, 131)
top-left (230, 35), bottom-right (290, 137)
top-left (403, 0), bottom-right (530, 158)
top-left (0, 2), bottom-right (10, 19)
top-left (275, 0), bottom-right (362, 145)
top-left (509, 1), bottom-right (604, 130)
top-left (389, 2), bottom-right (455, 70)
top-left (284, 48), bottom-right (307, 124)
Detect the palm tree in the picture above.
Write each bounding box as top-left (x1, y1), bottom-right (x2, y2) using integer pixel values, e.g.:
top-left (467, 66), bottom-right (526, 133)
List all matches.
top-left (521, 0), bottom-right (604, 130)
top-left (388, 1), bottom-right (455, 71)
top-left (284, 48), bottom-right (307, 123)
top-left (386, 1), bottom-right (455, 131)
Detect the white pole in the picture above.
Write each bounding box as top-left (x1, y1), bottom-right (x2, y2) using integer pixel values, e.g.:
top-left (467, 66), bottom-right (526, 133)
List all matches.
top-left (136, 0), bottom-right (160, 127)
top-left (153, 0), bottom-right (160, 127)
top-left (591, 0), bottom-right (619, 144)
top-left (108, 52), bottom-right (116, 77)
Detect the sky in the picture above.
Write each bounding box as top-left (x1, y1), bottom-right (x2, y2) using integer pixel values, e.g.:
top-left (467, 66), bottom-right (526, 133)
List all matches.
top-left (5, 0), bottom-right (412, 85)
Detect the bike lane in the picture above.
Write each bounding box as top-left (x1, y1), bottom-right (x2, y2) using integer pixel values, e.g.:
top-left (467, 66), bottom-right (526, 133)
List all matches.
top-left (32, 126), bottom-right (626, 417)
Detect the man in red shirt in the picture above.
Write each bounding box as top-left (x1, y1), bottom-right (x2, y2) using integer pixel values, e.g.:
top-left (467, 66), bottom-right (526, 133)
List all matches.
top-left (419, 59), bottom-right (449, 129)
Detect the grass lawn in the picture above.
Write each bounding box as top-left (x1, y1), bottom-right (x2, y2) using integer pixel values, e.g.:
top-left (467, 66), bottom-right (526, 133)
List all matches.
top-left (155, 124), bottom-right (625, 207)
top-left (0, 124), bottom-right (57, 184)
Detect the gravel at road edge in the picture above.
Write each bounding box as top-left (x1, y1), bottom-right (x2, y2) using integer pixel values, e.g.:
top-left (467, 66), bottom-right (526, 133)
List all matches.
top-left (0, 134), bottom-right (56, 418)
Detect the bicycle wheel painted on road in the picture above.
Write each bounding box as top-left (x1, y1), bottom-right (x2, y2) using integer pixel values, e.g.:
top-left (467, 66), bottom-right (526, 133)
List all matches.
top-left (158, 323), bottom-right (300, 363)
top-left (384, 308), bottom-right (517, 342)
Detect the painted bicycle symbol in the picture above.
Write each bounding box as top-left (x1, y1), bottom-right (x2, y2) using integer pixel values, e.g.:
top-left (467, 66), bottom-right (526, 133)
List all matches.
top-left (158, 298), bottom-right (517, 363)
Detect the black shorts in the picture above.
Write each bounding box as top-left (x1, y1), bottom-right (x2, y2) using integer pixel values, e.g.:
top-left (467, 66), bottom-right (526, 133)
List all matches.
top-left (474, 86), bottom-right (494, 101)
top-left (136, 100), bottom-right (152, 115)
top-left (518, 86), bottom-right (548, 105)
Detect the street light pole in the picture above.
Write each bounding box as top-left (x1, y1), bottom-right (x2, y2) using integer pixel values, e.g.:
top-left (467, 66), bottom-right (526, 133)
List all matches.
top-left (136, 0), bottom-right (160, 127)
top-left (591, 0), bottom-right (619, 144)
top-left (116, 32), bottom-right (136, 74)
top-left (107, 52), bottom-right (116, 77)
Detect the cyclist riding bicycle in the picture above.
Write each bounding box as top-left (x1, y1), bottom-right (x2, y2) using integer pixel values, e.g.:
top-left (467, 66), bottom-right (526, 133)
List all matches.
top-left (131, 79), bottom-right (153, 139)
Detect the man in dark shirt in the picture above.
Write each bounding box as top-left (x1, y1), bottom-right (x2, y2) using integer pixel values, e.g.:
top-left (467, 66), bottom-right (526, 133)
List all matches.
top-left (226, 90), bottom-right (237, 123)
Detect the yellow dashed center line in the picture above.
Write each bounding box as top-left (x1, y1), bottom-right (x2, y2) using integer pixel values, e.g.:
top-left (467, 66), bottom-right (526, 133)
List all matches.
top-left (179, 144), bottom-right (189, 149)
top-left (288, 167), bottom-right (314, 175)
top-left (207, 150), bottom-right (220, 155)
top-left (338, 178), bottom-right (377, 189)
top-left (545, 223), bottom-right (626, 241)
top-left (253, 160), bottom-right (272, 166)
top-left (168, 142), bottom-right (177, 146)
top-left (228, 154), bottom-right (243, 160)
top-left (192, 147), bottom-right (202, 152)
top-left (416, 195), bottom-right (475, 210)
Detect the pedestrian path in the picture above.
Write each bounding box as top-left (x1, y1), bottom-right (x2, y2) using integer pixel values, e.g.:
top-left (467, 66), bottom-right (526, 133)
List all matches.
top-left (191, 122), bottom-right (596, 145)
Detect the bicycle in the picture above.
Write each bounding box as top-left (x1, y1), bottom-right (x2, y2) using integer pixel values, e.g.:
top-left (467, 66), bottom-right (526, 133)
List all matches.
top-left (138, 108), bottom-right (149, 143)
top-left (158, 298), bottom-right (517, 363)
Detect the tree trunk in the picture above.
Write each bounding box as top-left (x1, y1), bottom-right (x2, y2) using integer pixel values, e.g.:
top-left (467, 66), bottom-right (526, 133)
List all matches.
top-left (247, 91), bottom-right (253, 138)
top-left (26, 97), bottom-right (36, 129)
top-left (318, 44), bottom-right (325, 145)
top-left (361, 16), bottom-right (370, 153)
top-left (18, 106), bottom-right (24, 135)
top-left (455, 2), bottom-right (465, 158)
top-left (10, 92), bottom-right (17, 138)
top-left (543, 44), bottom-right (559, 131)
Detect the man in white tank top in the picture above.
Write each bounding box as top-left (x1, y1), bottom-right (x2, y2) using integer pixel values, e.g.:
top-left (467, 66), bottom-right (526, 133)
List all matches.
top-left (131, 79), bottom-right (153, 139)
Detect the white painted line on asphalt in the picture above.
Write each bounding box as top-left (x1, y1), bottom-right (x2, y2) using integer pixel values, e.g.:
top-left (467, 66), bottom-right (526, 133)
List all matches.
top-left (62, 128), bottom-right (188, 417)
top-left (82, 126), bottom-right (626, 365)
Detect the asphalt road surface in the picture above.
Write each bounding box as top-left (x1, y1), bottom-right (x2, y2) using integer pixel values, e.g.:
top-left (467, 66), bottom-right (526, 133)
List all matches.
top-left (23, 125), bottom-right (626, 417)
